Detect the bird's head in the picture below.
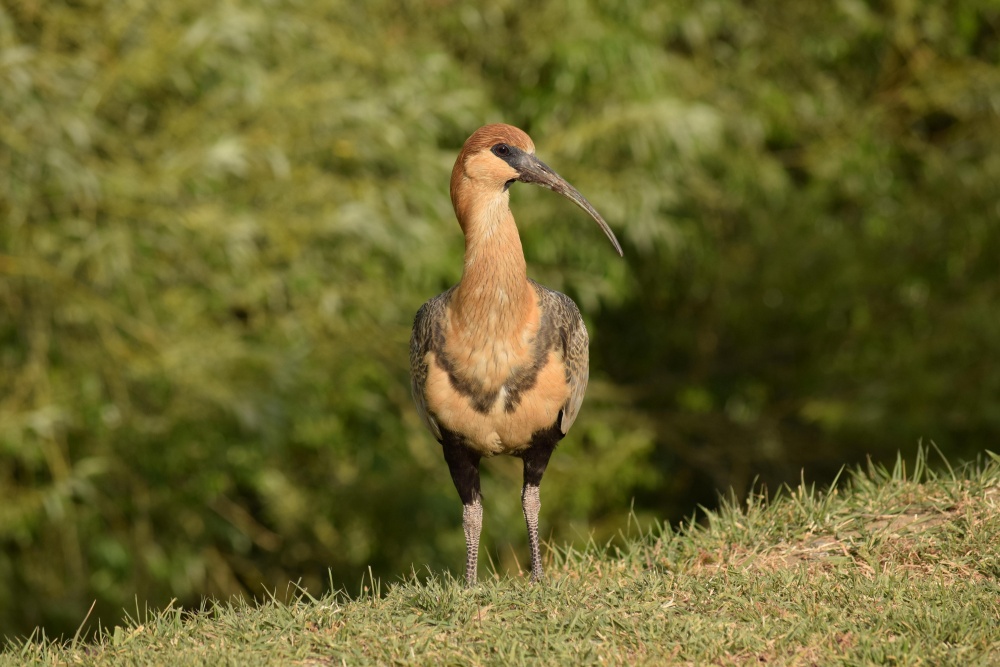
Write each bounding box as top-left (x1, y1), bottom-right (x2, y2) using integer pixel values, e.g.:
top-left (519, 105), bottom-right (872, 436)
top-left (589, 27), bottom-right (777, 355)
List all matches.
top-left (450, 123), bottom-right (623, 256)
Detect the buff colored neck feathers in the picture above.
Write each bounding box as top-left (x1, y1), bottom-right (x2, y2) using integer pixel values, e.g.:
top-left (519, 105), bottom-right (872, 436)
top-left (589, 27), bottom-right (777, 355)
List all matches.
top-left (452, 182), bottom-right (532, 337)
top-left (449, 126), bottom-right (536, 339)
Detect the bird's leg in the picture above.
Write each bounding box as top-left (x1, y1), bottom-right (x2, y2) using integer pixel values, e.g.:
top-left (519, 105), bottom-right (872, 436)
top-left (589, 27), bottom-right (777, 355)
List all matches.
top-left (521, 484), bottom-right (543, 582)
top-left (461, 499), bottom-right (482, 585)
top-left (441, 433), bottom-right (483, 587)
top-left (520, 435), bottom-right (558, 583)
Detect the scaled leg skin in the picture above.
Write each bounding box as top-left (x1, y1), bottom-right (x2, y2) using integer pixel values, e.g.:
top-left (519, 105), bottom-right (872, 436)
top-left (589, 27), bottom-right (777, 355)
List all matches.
top-left (521, 429), bottom-right (559, 582)
top-left (521, 484), bottom-right (543, 582)
top-left (461, 500), bottom-right (483, 585)
top-left (441, 432), bottom-right (482, 586)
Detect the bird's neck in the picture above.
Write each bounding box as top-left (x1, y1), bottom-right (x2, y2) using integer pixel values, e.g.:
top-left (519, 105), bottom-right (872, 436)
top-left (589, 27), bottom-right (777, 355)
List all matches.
top-left (453, 193), bottom-right (532, 336)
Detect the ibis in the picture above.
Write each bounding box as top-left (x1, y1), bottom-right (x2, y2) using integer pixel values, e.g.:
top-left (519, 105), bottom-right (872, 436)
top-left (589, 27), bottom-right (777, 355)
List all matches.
top-left (409, 123), bottom-right (622, 585)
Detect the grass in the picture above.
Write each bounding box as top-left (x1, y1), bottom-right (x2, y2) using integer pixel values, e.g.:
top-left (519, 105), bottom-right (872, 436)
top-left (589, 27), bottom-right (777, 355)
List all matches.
top-left (5, 448), bottom-right (1000, 666)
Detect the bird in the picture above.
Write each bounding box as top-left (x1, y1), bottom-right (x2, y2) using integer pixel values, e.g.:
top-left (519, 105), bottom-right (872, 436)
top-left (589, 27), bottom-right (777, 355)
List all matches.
top-left (409, 123), bottom-right (622, 585)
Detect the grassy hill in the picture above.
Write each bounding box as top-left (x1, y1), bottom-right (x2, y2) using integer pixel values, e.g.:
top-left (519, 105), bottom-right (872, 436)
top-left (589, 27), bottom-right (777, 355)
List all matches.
top-left (5, 449), bottom-right (999, 666)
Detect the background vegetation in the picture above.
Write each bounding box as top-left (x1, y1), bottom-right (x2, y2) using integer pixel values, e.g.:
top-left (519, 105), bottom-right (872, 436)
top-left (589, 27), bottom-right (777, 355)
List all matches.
top-left (1, 0), bottom-right (998, 638)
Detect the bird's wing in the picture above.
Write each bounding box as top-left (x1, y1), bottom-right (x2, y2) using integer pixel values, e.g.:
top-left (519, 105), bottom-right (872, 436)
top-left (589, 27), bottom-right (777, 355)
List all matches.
top-left (409, 290), bottom-right (453, 443)
top-left (535, 284), bottom-right (590, 435)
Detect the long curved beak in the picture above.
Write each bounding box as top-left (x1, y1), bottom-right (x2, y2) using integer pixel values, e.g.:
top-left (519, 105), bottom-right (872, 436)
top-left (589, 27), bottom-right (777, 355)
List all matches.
top-left (515, 153), bottom-right (623, 257)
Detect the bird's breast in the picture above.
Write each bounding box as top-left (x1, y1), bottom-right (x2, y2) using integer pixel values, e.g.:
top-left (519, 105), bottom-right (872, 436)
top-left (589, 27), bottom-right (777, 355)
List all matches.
top-left (423, 341), bottom-right (569, 457)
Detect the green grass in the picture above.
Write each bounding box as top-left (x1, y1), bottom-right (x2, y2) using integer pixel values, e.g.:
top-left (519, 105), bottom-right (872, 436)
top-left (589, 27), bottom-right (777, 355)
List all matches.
top-left (6, 449), bottom-right (1000, 666)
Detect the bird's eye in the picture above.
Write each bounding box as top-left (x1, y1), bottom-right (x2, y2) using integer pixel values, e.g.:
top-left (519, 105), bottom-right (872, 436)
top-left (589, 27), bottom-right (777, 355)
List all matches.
top-left (492, 143), bottom-right (511, 157)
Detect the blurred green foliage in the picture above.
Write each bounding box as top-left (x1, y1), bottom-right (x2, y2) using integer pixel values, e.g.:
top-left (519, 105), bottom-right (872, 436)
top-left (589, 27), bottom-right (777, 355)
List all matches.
top-left (1, 0), bottom-right (998, 638)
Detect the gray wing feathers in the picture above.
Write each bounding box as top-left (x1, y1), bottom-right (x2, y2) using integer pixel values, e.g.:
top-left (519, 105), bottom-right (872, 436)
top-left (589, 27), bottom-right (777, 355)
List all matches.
top-left (410, 293), bottom-right (451, 443)
top-left (534, 285), bottom-right (590, 435)
top-left (560, 316), bottom-right (589, 434)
